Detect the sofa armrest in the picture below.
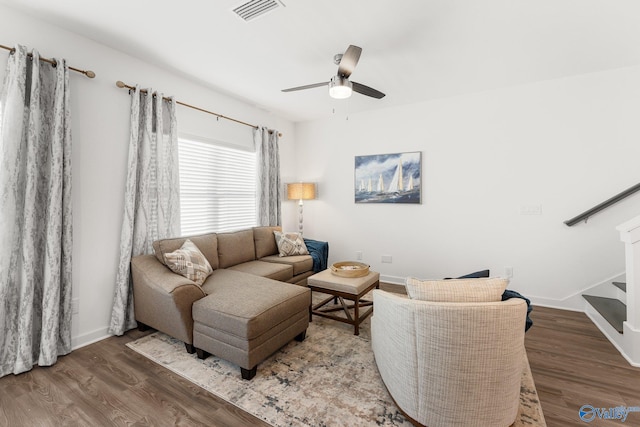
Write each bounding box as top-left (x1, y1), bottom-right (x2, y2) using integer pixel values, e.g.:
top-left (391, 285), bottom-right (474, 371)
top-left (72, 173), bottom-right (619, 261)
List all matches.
top-left (131, 254), bottom-right (206, 344)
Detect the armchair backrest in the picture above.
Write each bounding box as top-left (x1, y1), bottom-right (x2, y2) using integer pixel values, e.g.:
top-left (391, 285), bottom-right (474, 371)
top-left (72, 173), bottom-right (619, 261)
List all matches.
top-left (371, 289), bottom-right (526, 427)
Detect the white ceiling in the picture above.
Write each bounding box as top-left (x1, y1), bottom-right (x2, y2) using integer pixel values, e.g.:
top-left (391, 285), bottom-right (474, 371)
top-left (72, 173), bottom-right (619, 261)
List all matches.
top-left (2, 0), bottom-right (640, 123)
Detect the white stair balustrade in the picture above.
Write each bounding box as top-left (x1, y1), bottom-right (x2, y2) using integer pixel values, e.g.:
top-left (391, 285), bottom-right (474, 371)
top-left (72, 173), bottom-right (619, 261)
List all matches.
top-left (615, 215), bottom-right (640, 366)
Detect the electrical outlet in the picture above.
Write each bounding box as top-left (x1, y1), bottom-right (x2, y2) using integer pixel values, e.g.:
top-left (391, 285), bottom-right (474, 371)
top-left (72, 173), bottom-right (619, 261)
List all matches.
top-left (504, 267), bottom-right (513, 278)
top-left (356, 251), bottom-right (363, 260)
top-left (72, 298), bottom-right (79, 315)
top-left (381, 255), bottom-right (393, 263)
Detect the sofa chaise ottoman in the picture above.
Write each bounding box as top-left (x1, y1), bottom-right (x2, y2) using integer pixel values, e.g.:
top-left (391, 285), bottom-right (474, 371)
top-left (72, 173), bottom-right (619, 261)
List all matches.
top-left (193, 269), bottom-right (310, 379)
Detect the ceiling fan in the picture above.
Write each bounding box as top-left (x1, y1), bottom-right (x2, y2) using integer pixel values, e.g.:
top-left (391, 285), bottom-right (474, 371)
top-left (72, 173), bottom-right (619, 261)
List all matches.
top-left (281, 45), bottom-right (385, 100)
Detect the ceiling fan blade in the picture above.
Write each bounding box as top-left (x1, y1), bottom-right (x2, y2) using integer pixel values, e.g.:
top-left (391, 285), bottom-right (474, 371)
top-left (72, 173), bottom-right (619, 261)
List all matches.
top-left (352, 81), bottom-right (386, 99)
top-left (337, 45), bottom-right (362, 78)
top-left (281, 82), bottom-right (328, 92)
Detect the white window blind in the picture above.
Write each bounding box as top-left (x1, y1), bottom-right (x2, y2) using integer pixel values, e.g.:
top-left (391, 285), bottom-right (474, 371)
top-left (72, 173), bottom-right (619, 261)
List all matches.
top-left (178, 136), bottom-right (257, 235)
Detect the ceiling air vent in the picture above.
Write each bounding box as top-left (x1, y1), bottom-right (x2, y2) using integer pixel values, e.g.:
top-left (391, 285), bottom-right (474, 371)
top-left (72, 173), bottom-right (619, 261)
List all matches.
top-left (232, 0), bottom-right (285, 22)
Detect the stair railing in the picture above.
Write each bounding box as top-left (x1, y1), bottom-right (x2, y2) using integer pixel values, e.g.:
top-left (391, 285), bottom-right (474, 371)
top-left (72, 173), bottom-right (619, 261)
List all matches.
top-left (564, 182), bottom-right (640, 227)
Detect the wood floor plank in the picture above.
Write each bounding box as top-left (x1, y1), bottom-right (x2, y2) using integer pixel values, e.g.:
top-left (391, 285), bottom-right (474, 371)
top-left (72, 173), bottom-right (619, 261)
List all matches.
top-left (525, 306), bottom-right (640, 426)
top-left (1, 300), bottom-right (640, 426)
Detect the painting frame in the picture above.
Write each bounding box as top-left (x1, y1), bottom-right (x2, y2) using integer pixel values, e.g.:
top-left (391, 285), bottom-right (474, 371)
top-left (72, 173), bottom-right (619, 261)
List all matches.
top-left (354, 151), bottom-right (422, 204)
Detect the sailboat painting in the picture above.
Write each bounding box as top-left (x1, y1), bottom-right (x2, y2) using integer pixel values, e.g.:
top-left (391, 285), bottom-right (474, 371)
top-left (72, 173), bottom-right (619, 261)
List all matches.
top-left (354, 151), bottom-right (422, 204)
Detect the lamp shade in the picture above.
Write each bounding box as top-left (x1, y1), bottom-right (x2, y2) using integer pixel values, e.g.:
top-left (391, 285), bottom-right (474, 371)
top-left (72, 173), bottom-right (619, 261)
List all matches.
top-left (287, 182), bottom-right (317, 200)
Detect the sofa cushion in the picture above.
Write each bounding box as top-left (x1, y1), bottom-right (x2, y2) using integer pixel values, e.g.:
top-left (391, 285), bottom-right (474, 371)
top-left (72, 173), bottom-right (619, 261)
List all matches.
top-left (274, 231), bottom-right (309, 257)
top-left (217, 229), bottom-right (256, 268)
top-left (254, 226), bottom-right (281, 259)
top-left (196, 269), bottom-right (310, 340)
top-left (259, 254), bottom-right (313, 276)
top-left (153, 233), bottom-right (219, 270)
top-left (227, 260), bottom-right (293, 282)
top-left (162, 239), bottom-right (213, 286)
top-left (405, 277), bottom-right (508, 302)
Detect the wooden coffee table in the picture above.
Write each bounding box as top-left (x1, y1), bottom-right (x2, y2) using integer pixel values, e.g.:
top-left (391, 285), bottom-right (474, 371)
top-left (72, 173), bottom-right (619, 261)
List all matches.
top-left (307, 269), bottom-right (380, 335)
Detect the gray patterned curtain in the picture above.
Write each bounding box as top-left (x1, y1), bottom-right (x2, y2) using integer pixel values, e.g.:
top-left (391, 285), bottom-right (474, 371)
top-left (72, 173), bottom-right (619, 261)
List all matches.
top-left (0, 45), bottom-right (73, 377)
top-left (255, 127), bottom-right (281, 226)
top-left (108, 86), bottom-right (180, 336)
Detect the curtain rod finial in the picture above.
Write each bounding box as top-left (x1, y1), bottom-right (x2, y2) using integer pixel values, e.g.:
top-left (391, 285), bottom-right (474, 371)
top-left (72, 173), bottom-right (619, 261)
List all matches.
top-left (116, 80), bottom-right (126, 88)
top-left (85, 70), bottom-right (96, 79)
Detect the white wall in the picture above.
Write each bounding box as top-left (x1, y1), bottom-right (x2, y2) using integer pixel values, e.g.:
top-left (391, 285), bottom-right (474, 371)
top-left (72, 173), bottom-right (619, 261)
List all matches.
top-left (3, 4), bottom-right (640, 348)
top-left (0, 4), bottom-right (297, 348)
top-left (294, 66), bottom-right (640, 308)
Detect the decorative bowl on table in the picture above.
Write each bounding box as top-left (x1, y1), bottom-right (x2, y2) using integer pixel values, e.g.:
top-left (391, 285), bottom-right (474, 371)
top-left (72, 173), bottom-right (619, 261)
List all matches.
top-left (330, 261), bottom-right (370, 278)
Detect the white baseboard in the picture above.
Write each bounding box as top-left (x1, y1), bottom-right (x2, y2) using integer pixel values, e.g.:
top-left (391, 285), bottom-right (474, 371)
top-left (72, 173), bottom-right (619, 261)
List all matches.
top-left (71, 327), bottom-right (112, 350)
top-left (380, 274), bottom-right (405, 286)
top-left (527, 296), bottom-right (586, 312)
top-left (585, 310), bottom-right (640, 367)
top-left (622, 323), bottom-right (640, 367)
top-left (526, 271), bottom-right (625, 312)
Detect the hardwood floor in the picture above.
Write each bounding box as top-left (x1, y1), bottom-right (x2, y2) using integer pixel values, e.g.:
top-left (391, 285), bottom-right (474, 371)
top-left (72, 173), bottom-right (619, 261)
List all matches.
top-left (1, 296), bottom-right (639, 426)
top-left (525, 306), bottom-right (640, 426)
top-left (0, 328), bottom-right (268, 427)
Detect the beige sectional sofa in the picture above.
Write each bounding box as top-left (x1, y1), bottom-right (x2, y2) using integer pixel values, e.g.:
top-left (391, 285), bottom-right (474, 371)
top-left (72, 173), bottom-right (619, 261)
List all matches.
top-left (130, 226), bottom-right (314, 379)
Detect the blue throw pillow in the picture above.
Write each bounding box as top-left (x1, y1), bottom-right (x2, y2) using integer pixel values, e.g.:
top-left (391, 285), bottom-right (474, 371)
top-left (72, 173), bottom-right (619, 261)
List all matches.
top-left (443, 269), bottom-right (490, 280)
top-left (457, 269), bottom-right (490, 279)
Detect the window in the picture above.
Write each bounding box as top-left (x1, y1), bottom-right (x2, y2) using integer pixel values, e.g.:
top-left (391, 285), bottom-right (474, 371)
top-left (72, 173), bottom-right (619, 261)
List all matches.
top-left (178, 136), bottom-right (257, 235)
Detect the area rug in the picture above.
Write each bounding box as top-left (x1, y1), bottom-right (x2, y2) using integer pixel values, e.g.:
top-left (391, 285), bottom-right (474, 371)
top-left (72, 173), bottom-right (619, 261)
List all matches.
top-left (127, 313), bottom-right (546, 426)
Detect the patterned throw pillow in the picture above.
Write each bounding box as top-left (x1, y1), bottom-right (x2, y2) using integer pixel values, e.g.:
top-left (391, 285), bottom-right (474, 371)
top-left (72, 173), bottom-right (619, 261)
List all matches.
top-left (273, 231), bottom-right (309, 257)
top-left (163, 239), bottom-right (213, 286)
top-left (405, 277), bottom-right (508, 302)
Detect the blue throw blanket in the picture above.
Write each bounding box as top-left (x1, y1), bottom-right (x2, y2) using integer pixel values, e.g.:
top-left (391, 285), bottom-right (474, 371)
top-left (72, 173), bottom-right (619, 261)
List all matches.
top-left (303, 238), bottom-right (329, 272)
top-left (502, 289), bottom-right (533, 332)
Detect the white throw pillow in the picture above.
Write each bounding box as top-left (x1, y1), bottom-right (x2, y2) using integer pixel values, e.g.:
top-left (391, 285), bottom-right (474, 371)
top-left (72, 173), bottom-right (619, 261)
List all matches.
top-left (405, 277), bottom-right (508, 302)
top-left (273, 231), bottom-right (309, 257)
top-left (163, 239), bottom-right (213, 286)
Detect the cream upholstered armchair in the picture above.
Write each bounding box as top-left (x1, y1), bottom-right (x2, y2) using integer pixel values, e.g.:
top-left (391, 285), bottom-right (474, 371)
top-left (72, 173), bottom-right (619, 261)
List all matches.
top-left (371, 278), bottom-right (527, 427)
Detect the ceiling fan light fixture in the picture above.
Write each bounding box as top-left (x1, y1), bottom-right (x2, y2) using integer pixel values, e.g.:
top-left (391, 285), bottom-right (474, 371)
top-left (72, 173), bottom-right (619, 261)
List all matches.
top-left (328, 75), bottom-right (352, 99)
